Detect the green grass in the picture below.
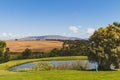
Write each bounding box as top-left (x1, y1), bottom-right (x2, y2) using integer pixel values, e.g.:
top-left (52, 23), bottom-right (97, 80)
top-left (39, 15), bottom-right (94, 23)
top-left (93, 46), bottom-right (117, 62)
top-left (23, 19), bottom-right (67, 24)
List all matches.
top-left (0, 70), bottom-right (120, 80)
top-left (0, 56), bottom-right (87, 70)
top-left (0, 56), bottom-right (120, 80)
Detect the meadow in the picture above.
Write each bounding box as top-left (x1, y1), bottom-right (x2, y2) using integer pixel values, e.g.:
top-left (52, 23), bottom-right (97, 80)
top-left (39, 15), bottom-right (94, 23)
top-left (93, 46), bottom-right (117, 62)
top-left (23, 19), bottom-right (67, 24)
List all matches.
top-left (0, 70), bottom-right (120, 80)
top-left (0, 56), bottom-right (120, 80)
top-left (6, 40), bottom-right (63, 52)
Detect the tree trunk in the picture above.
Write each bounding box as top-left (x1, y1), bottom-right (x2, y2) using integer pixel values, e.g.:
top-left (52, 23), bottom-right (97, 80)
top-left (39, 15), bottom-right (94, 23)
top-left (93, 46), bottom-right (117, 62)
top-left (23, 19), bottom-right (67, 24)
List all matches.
top-left (98, 64), bottom-right (111, 71)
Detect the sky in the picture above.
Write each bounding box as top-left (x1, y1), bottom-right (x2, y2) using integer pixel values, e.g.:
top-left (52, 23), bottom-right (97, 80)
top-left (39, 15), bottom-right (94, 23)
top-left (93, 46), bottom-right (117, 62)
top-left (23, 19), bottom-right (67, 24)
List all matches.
top-left (0, 0), bottom-right (120, 39)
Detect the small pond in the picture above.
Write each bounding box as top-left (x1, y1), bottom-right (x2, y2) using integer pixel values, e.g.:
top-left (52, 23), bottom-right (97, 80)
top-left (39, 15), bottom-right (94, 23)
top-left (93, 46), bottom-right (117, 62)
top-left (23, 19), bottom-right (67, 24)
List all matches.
top-left (10, 60), bottom-right (98, 71)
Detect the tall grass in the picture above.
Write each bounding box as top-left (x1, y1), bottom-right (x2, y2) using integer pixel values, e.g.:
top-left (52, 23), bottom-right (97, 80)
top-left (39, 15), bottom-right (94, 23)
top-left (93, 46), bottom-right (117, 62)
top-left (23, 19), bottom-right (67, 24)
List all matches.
top-left (56, 61), bottom-right (89, 70)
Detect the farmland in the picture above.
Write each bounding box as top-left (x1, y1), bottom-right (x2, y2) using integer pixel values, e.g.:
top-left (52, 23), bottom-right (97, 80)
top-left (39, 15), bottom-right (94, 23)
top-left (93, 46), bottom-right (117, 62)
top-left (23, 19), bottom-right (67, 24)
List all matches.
top-left (6, 40), bottom-right (63, 52)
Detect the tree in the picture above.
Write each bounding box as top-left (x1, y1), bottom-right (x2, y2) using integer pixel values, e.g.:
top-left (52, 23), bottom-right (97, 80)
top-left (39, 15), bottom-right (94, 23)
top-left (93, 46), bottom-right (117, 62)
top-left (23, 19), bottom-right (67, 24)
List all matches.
top-left (49, 48), bottom-right (59, 57)
top-left (61, 40), bottom-right (89, 56)
top-left (21, 48), bottom-right (32, 59)
top-left (0, 41), bottom-right (6, 52)
top-left (113, 22), bottom-right (120, 27)
top-left (3, 47), bottom-right (10, 62)
top-left (0, 41), bottom-right (6, 63)
top-left (88, 24), bottom-right (120, 70)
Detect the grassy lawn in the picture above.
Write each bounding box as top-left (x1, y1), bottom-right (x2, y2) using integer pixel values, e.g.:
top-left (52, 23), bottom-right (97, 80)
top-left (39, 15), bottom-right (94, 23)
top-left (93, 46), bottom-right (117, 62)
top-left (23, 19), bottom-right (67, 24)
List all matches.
top-left (0, 56), bottom-right (120, 80)
top-left (0, 70), bottom-right (120, 80)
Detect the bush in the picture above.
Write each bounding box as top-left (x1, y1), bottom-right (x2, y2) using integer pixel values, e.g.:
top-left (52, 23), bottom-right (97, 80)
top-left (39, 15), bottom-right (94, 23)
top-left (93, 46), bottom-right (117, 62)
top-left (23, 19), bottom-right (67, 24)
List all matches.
top-left (3, 48), bottom-right (10, 62)
top-left (56, 61), bottom-right (89, 70)
top-left (31, 62), bottom-right (54, 71)
top-left (21, 48), bottom-right (32, 59)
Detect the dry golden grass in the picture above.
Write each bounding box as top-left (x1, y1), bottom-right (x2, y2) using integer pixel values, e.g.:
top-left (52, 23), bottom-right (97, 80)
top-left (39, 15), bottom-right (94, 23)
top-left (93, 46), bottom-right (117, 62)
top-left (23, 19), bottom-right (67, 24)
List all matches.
top-left (6, 40), bottom-right (63, 52)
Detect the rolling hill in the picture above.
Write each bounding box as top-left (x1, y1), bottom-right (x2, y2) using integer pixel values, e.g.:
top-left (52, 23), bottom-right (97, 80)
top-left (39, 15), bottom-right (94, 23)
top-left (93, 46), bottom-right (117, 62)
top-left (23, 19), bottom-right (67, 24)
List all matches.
top-left (6, 35), bottom-right (83, 52)
top-left (20, 35), bottom-right (82, 40)
top-left (6, 40), bottom-right (63, 52)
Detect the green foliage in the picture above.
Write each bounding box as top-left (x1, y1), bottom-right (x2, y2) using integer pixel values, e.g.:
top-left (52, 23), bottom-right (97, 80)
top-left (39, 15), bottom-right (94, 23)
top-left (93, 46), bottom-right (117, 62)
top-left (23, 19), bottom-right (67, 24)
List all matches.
top-left (63, 40), bottom-right (89, 56)
top-left (113, 22), bottom-right (120, 27)
top-left (88, 24), bottom-right (120, 70)
top-left (21, 48), bottom-right (32, 59)
top-left (0, 41), bottom-right (6, 52)
top-left (0, 41), bottom-right (8, 63)
top-left (49, 40), bottom-right (89, 57)
top-left (31, 62), bottom-right (54, 71)
top-left (49, 48), bottom-right (60, 57)
top-left (56, 61), bottom-right (88, 70)
top-left (3, 48), bottom-right (10, 62)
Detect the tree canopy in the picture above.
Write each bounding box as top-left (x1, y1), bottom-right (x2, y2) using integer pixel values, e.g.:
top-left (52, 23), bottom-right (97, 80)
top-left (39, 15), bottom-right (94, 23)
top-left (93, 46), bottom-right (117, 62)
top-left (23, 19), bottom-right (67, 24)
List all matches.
top-left (113, 22), bottom-right (120, 27)
top-left (0, 41), bottom-right (7, 63)
top-left (88, 24), bottom-right (120, 70)
top-left (0, 41), bottom-right (6, 52)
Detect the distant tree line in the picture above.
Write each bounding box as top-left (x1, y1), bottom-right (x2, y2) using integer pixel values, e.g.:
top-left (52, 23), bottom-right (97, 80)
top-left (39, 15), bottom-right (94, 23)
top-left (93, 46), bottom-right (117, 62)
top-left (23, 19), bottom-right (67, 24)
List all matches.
top-left (49, 40), bottom-right (89, 57)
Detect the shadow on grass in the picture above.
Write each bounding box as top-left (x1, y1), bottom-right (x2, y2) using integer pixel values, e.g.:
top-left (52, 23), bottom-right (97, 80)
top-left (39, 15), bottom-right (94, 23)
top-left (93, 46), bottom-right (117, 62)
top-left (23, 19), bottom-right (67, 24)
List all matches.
top-left (83, 69), bottom-right (118, 71)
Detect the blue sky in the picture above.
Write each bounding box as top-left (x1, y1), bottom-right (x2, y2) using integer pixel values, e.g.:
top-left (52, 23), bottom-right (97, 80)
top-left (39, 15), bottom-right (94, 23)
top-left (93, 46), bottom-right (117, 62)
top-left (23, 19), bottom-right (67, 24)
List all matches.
top-left (0, 0), bottom-right (120, 39)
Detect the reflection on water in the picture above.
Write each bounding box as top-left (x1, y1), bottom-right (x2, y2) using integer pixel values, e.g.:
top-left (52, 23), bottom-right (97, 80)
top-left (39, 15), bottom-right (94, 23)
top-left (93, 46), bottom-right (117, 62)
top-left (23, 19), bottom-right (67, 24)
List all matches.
top-left (10, 63), bottom-right (35, 71)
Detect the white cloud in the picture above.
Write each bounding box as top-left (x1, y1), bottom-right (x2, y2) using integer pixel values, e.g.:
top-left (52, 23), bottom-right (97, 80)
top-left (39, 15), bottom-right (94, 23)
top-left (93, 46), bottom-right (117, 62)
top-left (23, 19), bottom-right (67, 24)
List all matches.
top-left (0, 33), bottom-right (34, 40)
top-left (69, 26), bottom-right (79, 33)
top-left (86, 28), bottom-right (95, 34)
top-left (1, 33), bottom-right (16, 38)
top-left (0, 33), bottom-right (33, 38)
top-left (2, 33), bottom-right (8, 37)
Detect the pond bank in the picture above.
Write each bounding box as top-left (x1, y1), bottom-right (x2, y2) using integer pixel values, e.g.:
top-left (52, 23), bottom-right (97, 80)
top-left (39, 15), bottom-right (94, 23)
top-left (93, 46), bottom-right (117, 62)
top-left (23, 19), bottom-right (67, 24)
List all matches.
top-left (0, 56), bottom-right (87, 70)
top-left (10, 60), bottom-right (97, 71)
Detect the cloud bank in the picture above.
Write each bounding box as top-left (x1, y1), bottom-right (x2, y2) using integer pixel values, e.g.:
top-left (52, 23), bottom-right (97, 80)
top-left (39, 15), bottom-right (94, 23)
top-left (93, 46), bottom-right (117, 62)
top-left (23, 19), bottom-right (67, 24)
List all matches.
top-left (69, 26), bottom-right (79, 33)
top-left (1, 33), bottom-right (16, 38)
top-left (68, 25), bottom-right (96, 38)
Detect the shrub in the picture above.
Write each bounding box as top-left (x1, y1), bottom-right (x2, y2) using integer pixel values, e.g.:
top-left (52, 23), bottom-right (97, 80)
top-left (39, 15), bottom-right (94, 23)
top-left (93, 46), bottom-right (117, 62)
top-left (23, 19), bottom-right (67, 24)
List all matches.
top-left (21, 48), bottom-right (32, 59)
top-left (30, 62), bottom-right (54, 71)
top-left (56, 61), bottom-right (89, 70)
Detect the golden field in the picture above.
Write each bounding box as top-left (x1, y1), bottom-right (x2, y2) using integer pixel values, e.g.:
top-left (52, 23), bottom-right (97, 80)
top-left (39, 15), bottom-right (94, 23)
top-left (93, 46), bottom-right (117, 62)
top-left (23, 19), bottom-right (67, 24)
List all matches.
top-left (6, 40), bottom-right (63, 52)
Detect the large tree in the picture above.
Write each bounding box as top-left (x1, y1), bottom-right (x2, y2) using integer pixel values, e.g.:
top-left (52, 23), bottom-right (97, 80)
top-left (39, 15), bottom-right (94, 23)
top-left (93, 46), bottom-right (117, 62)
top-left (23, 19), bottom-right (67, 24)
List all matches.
top-left (88, 24), bottom-right (120, 70)
top-left (0, 40), bottom-right (6, 52)
top-left (0, 41), bottom-right (6, 63)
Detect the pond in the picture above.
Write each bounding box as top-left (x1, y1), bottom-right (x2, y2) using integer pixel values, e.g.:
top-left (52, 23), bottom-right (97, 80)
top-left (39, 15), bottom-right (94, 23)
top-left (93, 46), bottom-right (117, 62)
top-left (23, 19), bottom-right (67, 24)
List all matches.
top-left (10, 60), bottom-right (98, 71)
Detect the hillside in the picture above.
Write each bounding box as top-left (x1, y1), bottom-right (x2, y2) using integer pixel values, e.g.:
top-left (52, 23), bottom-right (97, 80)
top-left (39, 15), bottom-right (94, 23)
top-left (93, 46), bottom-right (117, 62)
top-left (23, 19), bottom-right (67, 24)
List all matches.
top-left (20, 35), bottom-right (82, 40)
top-left (6, 40), bottom-right (63, 52)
